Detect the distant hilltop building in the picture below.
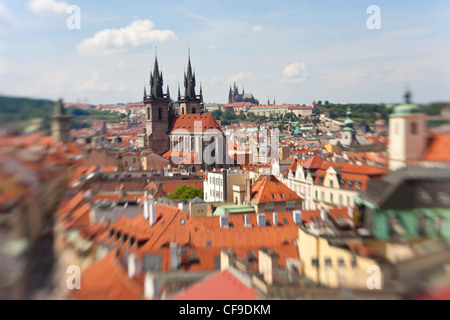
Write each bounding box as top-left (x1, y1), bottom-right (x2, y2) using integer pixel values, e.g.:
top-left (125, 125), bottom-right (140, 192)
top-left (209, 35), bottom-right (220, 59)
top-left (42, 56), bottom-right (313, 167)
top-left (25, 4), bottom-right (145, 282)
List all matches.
top-left (228, 82), bottom-right (259, 105)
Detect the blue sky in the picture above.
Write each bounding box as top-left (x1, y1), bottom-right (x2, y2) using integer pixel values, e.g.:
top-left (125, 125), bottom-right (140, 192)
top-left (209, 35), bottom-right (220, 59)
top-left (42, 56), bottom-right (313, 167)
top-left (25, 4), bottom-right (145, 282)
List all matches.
top-left (0, 0), bottom-right (449, 105)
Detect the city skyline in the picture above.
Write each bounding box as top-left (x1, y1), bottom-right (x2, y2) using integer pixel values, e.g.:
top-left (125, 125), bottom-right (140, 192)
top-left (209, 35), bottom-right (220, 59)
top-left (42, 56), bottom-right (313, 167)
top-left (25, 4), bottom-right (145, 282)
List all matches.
top-left (1, 1), bottom-right (449, 105)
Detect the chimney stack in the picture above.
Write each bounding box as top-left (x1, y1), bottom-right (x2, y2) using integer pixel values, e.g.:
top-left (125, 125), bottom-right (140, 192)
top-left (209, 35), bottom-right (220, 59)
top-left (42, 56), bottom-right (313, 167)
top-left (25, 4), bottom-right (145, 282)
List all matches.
top-left (220, 248), bottom-right (237, 271)
top-left (170, 243), bottom-right (182, 271)
top-left (222, 169), bottom-right (228, 202)
top-left (245, 178), bottom-right (252, 204)
top-left (348, 206), bottom-right (354, 219)
top-left (320, 209), bottom-right (328, 222)
top-left (149, 202), bottom-right (157, 226)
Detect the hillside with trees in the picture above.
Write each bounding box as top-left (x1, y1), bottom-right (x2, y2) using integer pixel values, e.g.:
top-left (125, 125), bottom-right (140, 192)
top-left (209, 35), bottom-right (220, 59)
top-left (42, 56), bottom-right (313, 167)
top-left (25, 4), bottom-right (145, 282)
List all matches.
top-left (0, 95), bottom-right (125, 132)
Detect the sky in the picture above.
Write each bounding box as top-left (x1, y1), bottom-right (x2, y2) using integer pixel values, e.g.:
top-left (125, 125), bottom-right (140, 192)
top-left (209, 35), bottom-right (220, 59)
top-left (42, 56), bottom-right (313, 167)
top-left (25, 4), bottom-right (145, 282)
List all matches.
top-left (0, 0), bottom-right (449, 106)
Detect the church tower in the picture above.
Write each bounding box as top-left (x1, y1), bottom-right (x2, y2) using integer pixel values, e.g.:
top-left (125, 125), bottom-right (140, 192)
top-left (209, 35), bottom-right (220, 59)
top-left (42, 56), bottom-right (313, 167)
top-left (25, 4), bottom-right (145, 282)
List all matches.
top-left (341, 106), bottom-right (358, 147)
top-left (51, 98), bottom-right (71, 143)
top-left (388, 90), bottom-right (427, 171)
top-left (145, 54), bottom-right (172, 155)
top-left (178, 50), bottom-right (203, 115)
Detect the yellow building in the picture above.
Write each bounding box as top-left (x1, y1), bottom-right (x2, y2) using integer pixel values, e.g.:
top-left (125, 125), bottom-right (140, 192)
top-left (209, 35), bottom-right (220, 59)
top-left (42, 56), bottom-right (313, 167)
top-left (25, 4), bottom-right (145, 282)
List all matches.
top-left (323, 144), bottom-right (340, 153)
top-left (298, 227), bottom-right (382, 290)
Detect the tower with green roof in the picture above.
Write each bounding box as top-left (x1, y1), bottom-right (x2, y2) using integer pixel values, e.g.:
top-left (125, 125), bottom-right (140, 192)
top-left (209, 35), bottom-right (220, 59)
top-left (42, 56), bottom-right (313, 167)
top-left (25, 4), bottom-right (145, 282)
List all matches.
top-left (388, 90), bottom-right (427, 171)
top-left (341, 106), bottom-right (358, 147)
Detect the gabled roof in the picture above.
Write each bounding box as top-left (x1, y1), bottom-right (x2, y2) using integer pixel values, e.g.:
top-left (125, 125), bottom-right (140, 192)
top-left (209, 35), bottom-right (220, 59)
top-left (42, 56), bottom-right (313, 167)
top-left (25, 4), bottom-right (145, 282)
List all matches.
top-left (170, 113), bottom-right (222, 133)
top-left (71, 251), bottom-right (144, 300)
top-left (251, 175), bottom-right (302, 203)
top-left (303, 155), bottom-right (326, 170)
top-left (170, 268), bottom-right (258, 300)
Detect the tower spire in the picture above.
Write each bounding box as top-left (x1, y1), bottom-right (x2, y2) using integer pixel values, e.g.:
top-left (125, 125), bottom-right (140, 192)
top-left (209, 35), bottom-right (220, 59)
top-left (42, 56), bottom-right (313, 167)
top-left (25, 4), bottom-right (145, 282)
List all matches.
top-left (184, 47), bottom-right (196, 99)
top-left (150, 53), bottom-right (164, 98)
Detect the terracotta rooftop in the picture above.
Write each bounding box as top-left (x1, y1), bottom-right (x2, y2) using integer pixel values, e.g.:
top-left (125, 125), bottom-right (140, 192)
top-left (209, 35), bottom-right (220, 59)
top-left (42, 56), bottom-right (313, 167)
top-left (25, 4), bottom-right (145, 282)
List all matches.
top-left (170, 113), bottom-right (222, 133)
top-left (251, 175), bottom-right (302, 203)
top-left (170, 268), bottom-right (258, 300)
top-left (422, 133), bottom-right (450, 163)
top-left (71, 251), bottom-right (144, 300)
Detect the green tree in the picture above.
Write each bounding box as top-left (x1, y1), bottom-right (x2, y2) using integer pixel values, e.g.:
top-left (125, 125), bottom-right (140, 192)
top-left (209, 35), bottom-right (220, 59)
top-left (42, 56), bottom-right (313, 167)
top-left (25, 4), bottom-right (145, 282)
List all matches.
top-left (211, 109), bottom-right (223, 120)
top-left (168, 185), bottom-right (204, 201)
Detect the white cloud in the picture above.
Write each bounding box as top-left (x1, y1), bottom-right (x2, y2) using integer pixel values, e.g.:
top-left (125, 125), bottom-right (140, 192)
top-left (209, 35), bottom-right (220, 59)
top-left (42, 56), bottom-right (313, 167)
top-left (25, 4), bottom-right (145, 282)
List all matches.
top-left (252, 25), bottom-right (263, 32)
top-left (0, 2), bottom-right (16, 25)
top-left (77, 20), bottom-right (177, 56)
top-left (207, 44), bottom-right (217, 50)
top-left (282, 62), bottom-right (308, 82)
top-left (28, 0), bottom-right (68, 15)
top-left (72, 71), bottom-right (112, 92)
top-left (229, 70), bottom-right (252, 83)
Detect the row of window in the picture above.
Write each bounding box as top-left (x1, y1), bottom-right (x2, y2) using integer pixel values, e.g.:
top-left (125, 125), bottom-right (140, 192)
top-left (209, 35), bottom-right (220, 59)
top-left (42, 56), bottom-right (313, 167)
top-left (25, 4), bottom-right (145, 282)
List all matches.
top-left (209, 176), bottom-right (223, 186)
top-left (317, 177), bottom-right (361, 190)
top-left (311, 257), bottom-right (358, 268)
top-left (263, 202), bottom-right (296, 211)
top-left (315, 190), bottom-right (352, 206)
top-left (209, 189), bottom-right (223, 199)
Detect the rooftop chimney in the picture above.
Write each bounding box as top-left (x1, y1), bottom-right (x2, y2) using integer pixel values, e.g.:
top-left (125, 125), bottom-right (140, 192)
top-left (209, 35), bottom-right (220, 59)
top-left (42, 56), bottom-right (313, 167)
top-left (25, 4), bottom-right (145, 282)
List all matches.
top-left (170, 243), bottom-right (182, 271)
top-left (320, 209), bottom-right (328, 222)
top-left (144, 199), bottom-right (149, 220)
top-left (348, 206), bottom-right (354, 219)
top-left (220, 248), bottom-right (237, 271)
top-left (148, 202), bottom-right (157, 226)
top-left (144, 273), bottom-right (161, 300)
top-left (127, 253), bottom-right (140, 278)
top-left (245, 178), bottom-right (252, 204)
top-left (222, 169), bottom-right (228, 202)
top-left (178, 201), bottom-right (188, 213)
top-left (258, 248), bottom-right (279, 285)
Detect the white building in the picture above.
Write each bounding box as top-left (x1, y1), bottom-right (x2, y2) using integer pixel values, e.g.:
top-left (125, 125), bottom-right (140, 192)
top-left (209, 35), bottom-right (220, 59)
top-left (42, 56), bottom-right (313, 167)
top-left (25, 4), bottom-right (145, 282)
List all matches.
top-left (204, 170), bottom-right (249, 203)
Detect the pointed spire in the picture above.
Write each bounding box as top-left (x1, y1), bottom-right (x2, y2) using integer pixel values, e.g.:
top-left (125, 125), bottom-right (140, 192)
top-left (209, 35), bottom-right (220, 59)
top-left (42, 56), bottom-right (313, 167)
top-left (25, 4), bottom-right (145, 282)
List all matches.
top-left (178, 83), bottom-right (181, 100)
top-left (184, 48), bottom-right (196, 99)
top-left (199, 82), bottom-right (203, 102)
top-left (166, 85), bottom-right (170, 99)
top-left (144, 85), bottom-right (147, 98)
top-left (150, 53), bottom-right (164, 98)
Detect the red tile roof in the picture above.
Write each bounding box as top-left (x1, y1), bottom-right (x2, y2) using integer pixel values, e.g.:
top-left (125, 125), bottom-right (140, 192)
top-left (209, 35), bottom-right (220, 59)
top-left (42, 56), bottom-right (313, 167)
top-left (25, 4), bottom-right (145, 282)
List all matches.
top-left (422, 133), bottom-right (450, 163)
top-left (71, 251), bottom-right (144, 300)
top-left (251, 175), bottom-right (302, 203)
top-left (170, 113), bottom-right (222, 133)
top-left (170, 269), bottom-right (258, 300)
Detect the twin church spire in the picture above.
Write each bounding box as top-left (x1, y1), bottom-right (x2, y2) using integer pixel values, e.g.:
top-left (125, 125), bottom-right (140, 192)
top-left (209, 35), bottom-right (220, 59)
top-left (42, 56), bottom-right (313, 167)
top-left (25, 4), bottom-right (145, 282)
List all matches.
top-left (144, 49), bottom-right (202, 103)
